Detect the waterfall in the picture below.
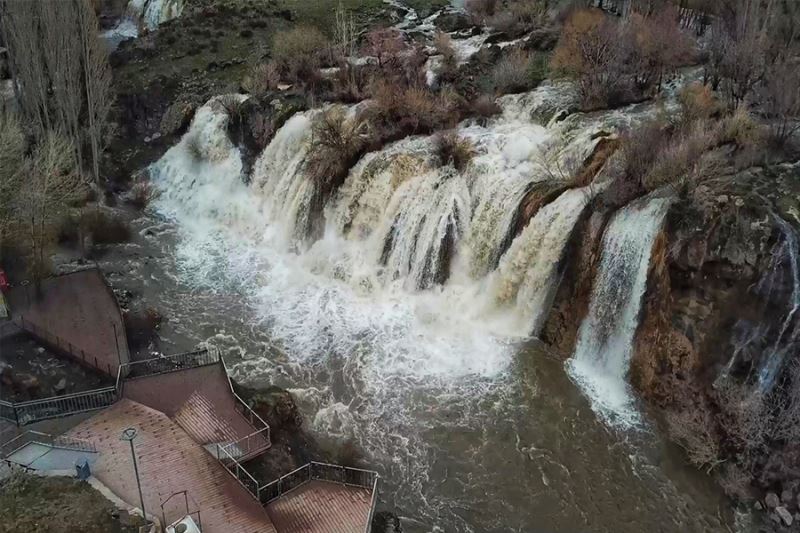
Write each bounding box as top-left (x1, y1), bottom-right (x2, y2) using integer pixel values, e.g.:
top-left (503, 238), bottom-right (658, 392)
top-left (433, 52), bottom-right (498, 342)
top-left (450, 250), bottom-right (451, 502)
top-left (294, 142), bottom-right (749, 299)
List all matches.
top-left (103, 0), bottom-right (185, 49)
top-left (251, 111), bottom-right (318, 248)
top-left (756, 215), bottom-right (800, 393)
top-left (567, 196), bottom-right (672, 426)
top-left (487, 186), bottom-right (597, 336)
top-left (375, 166), bottom-right (470, 290)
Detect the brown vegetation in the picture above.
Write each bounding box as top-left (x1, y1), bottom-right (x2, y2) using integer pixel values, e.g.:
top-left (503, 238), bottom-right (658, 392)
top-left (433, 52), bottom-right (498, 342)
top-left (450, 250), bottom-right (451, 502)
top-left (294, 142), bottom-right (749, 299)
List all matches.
top-left (435, 130), bottom-right (475, 172)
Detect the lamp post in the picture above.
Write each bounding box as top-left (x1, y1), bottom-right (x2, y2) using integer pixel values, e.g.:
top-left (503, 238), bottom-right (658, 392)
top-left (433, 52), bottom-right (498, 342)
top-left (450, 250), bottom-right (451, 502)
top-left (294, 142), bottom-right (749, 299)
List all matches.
top-left (121, 427), bottom-right (148, 526)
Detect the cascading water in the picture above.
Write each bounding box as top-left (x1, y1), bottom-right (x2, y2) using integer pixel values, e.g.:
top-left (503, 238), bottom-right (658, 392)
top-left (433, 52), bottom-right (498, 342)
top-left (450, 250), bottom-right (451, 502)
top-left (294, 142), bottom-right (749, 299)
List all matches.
top-left (568, 196), bottom-right (673, 427)
top-left (487, 186), bottom-right (598, 337)
top-left (103, 0), bottom-right (184, 49)
top-left (756, 215), bottom-right (800, 393)
top-left (143, 73), bottom-right (735, 531)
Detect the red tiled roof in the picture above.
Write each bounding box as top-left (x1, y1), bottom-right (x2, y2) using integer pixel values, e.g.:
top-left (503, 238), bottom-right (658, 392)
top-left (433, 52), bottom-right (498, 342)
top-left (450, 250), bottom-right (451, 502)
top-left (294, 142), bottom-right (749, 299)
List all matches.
top-left (67, 399), bottom-right (277, 533)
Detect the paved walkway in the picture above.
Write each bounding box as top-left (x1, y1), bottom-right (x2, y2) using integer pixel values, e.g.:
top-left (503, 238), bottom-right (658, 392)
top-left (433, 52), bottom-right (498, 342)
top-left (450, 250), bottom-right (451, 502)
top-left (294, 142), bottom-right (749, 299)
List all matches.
top-left (4, 442), bottom-right (98, 471)
top-left (8, 269), bottom-right (129, 377)
top-left (67, 399), bottom-right (278, 533)
top-left (266, 480), bottom-right (373, 533)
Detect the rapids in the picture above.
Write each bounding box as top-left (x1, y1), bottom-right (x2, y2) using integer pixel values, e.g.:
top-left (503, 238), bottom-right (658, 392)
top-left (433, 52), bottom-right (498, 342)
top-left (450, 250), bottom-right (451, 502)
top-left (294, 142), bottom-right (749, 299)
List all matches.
top-left (138, 78), bottom-right (738, 530)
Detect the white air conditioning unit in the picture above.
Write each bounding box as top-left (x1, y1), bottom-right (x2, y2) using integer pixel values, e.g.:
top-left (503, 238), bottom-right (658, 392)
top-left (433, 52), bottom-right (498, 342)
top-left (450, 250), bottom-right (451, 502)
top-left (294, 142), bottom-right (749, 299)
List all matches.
top-left (166, 515), bottom-right (202, 533)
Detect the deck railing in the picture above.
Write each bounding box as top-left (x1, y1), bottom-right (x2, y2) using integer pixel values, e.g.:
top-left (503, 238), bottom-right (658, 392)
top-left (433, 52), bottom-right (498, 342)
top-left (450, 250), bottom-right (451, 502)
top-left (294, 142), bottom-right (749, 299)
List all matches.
top-left (0, 348), bottom-right (221, 426)
top-left (218, 427), bottom-right (270, 462)
top-left (15, 316), bottom-right (116, 377)
top-left (124, 348), bottom-right (221, 379)
top-left (11, 387), bottom-right (119, 425)
top-left (1, 430), bottom-right (96, 459)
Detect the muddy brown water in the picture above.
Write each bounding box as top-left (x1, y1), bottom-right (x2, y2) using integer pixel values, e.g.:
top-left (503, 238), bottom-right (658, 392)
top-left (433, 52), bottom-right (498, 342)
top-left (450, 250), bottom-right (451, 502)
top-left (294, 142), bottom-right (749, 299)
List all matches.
top-left (72, 210), bottom-right (742, 533)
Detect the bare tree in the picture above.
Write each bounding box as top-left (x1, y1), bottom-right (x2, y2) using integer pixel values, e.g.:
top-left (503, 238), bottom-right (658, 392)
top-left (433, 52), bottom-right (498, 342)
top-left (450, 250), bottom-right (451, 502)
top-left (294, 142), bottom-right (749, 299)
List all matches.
top-left (759, 58), bottom-right (800, 146)
top-left (0, 109), bottom-right (25, 248)
top-left (15, 132), bottom-right (85, 280)
top-left (41, 1), bottom-right (84, 175)
top-left (77, 0), bottom-right (112, 185)
top-left (0, 0), bottom-right (51, 135)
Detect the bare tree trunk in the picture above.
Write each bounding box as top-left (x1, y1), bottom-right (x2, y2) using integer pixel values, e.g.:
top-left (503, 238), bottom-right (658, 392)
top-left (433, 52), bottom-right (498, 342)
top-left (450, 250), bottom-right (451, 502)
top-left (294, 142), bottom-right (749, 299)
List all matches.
top-left (76, 0), bottom-right (112, 186)
top-left (41, 1), bottom-right (85, 176)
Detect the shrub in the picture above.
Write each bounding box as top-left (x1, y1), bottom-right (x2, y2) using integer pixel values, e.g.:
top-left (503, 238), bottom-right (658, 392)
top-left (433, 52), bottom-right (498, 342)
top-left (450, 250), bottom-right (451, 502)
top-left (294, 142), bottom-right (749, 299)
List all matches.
top-left (434, 31), bottom-right (458, 79)
top-left (79, 209), bottom-right (131, 245)
top-left (466, 0), bottom-right (498, 23)
top-left (242, 62), bottom-right (280, 95)
top-left (307, 108), bottom-right (369, 195)
top-left (491, 49), bottom-right (547, 95)
top-left (471, 94), bottom-right (502, 124)
top-left (127, 180), bottom-right (155, 210)
top-left (369, 82), bottom-right (463, 137)
top-left (678, 82), bottom-right (719, 122)
top-left (362, 28), bottom-right (407, 68)
top-left (435, 130), bottom-right (475, 172)
top-left (272, 26), bottom-right (330, 85)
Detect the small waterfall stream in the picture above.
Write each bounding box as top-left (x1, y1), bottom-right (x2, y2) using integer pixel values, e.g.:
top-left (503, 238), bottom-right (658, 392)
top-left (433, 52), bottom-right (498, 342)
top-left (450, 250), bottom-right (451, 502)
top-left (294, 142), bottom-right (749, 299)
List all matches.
top-left (568, 196), bottom-right (672, 426)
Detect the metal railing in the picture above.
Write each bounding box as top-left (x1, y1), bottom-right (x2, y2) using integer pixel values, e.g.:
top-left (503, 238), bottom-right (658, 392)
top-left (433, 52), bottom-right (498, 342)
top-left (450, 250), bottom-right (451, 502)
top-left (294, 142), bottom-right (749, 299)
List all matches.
top-left (218, 427), bottom-right (270, 462)
top-left (12, 387), bottom-right (118, 425)
top-left (1, 430), bottom-right (96, 459)
top-left (15, 316), bottom-right (116, 377)
top-left (0, 400), bottom-right (15, 424)
top-left (124, 348), bottom-right (221, 379)
top-left (216, 443), bottom-right (261, 498)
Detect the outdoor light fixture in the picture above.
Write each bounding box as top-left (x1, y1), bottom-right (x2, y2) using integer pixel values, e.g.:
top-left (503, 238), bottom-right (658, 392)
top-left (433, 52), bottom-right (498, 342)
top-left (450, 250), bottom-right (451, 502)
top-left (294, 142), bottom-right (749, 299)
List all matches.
top-left (121, 427), bottom-right (148, 527)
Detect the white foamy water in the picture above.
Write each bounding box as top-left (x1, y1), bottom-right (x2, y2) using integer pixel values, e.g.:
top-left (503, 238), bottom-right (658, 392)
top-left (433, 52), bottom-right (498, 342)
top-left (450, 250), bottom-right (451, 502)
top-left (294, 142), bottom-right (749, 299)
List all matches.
top-left (142, 77), bottom-right (739, 532)
top-left (568, 196), bottom-right (673, 427)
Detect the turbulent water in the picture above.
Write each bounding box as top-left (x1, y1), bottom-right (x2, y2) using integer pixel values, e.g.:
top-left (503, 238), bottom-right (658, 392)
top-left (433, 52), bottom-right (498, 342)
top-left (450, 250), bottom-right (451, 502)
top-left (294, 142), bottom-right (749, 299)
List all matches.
top-left (137, 83), bottom-right (739, 530)
top-left (568, 196), bottom-right (672, 427)
top-left (102, 0), bottom-right (184, 49)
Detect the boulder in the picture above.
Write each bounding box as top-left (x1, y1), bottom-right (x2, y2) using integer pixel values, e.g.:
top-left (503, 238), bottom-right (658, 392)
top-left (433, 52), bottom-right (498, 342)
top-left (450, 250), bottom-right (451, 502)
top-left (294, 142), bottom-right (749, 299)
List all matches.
top-left (776, 506), bottom-right (793, 526)
top-left (54, 378), bottom-right (67, 395)
top-left (371, 511), bottom-right (403, 533)
top-left (252, 387), bottom-right (303, 432)
top-left (160, 101), bottom-right (197, 137)
top-left (766, 492), bottom-right (781, 509)
top-left (782, 489), bottom-right (794, 505)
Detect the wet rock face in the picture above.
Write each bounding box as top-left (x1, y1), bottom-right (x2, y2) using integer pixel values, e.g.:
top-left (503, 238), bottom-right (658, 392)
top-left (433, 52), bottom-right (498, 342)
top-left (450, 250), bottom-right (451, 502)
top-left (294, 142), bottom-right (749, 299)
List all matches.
top-left (371, 511), bottom-right (403, 533)
top-left (252, 387), bottom-right (304, 432)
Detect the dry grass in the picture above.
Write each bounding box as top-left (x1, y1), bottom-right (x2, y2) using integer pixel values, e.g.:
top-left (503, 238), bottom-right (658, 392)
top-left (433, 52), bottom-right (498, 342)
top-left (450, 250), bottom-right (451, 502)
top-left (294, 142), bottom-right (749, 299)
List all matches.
top-left (272, 26), bottom-right (330, 85)
top-left (242, 62), bottom-right (280, 95)
top-left (435, 130), bottom-right (475, 172)
top-left (307, 108), bottom-right (369, 194)
top-left (490, 48), bottom-right (547, 95)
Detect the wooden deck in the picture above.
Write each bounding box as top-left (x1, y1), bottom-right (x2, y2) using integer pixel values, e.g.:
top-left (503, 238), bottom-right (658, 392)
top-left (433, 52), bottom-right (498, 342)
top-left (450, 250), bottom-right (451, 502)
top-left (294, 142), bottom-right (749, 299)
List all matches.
top-left (123, 362), bottom-right (269, 456)
top-left (8, 269), bottom-right (129, 377)
top-left (266, 480), bottom-right (373, 533)
top-left (67, 399), bottom-right (278, 533)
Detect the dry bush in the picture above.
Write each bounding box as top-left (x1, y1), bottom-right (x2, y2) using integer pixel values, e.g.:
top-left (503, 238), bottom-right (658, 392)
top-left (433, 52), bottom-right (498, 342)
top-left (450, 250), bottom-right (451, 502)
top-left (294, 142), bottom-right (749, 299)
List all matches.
top-left (551, 8), bottom-right (627, 109)
top-left (643, 119), bottom-right (720, 192)
top-left (363, 28), bottom-right (407, 68)
top-left (434, 31), bottom-right (458, 80)
top-left (471, 94), bottom-right (502, 124)
top-left (759, 58), bottom-right (800, 146)
top-left (774, 359), bottom-right (800, 441)
top-left (242, 62), bottom-right (280, 95)
top-left (714, 381), bottom-right (772, 462)
top-left (665, 405), bottom-right (723, 472)
top-left (127, 180), bottom-right (155, 210)
top-left (718, 463), bottom-right (756, 501)
top-left (626, 8), bottom-right (694, 91)
top-left (486, 0), bottom-right (549, 35)
top-left (717, 105), bottom-right (764, 148)
top-left (78, 209), bottom-right (131, 244)
top-left (272, 26), bottom-right (330, 86)
top-left (679, 82), bottom-right (719, 122)
top-left (435, 130), bottom-right (475, 172)
top-left (307, 108), bottom-right (369, 195)
top-left (369, 81), bottom-right (463, 137)
top-left (490, 49), bottom-right (547, 95)
top-left (466, 0), bottom-right (498, 23)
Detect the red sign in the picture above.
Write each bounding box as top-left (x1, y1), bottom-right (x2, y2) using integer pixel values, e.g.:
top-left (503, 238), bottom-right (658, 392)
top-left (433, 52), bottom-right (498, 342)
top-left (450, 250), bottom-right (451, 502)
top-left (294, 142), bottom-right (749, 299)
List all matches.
top-left (0, 270), bottom-right (9, 292)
